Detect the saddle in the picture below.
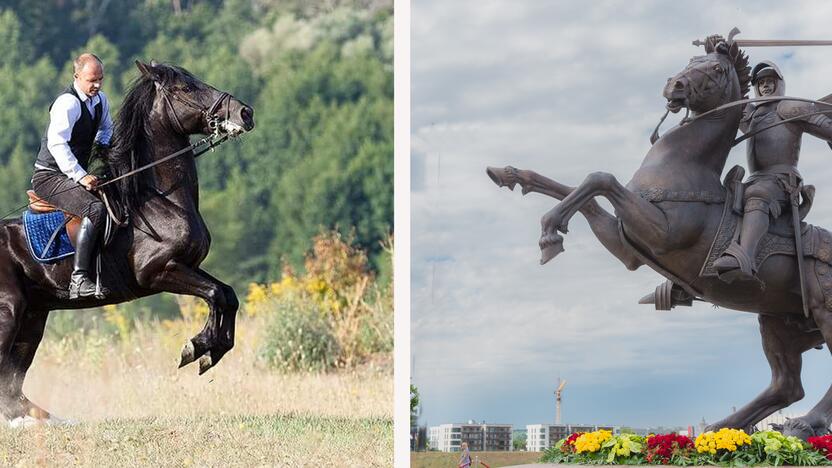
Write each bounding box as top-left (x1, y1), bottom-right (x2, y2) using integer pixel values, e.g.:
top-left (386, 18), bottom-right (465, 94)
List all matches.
top-left (699, 166), bottom-right (825, 279)
top-left (23, 190), bottom-right (82, 263)
top-left (640, 166), bottom-right (832, 312)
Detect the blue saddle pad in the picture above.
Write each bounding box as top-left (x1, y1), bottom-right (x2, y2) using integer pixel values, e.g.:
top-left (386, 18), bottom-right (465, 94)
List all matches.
top-left (22, 210), bottom-right (75, 263)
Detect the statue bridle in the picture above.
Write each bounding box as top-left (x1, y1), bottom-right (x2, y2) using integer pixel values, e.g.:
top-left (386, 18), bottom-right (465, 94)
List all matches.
top-left (651, 54), bottom-right (737, 144)
top-left (157, 81), bottom-right (233, 136)
top-left (652, 53), bottom-right (832, 146)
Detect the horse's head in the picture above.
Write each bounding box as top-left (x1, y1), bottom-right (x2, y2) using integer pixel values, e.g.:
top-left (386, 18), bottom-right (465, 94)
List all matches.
top-left (663, 36), bottom-right (750, 115)
top-left (135, 60), bottom-right (255, 137)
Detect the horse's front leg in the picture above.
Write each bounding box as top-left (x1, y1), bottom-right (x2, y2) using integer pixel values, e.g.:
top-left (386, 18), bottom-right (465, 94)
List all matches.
top-left (487, 166), bottom-right (642, 270)
top-left (539, 171), bottom-right (668, 264)
top-left (149, 261), bottom-right (238, 375)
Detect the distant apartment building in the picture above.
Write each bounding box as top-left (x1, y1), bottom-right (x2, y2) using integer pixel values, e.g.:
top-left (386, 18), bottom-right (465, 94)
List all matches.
top-left (428, 422), bottom-right (513, 452)
top-left (526, 424), bottom-right (619, 452)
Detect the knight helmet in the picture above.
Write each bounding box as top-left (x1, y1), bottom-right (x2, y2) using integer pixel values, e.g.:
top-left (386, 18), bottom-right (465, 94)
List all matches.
top-left (751, 61), bottom-right (785, 97)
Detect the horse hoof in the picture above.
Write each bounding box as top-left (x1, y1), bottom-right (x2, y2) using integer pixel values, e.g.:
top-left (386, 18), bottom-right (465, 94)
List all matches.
top-left (540, 234), bottom-right (563, 265)
top-left (179, 341), bottom-right (196, 368)
top-left (8, 415), bottom-right (44, 428)
top-left (485, 166), bottom-right (517, 191)
top-left (198, 354), bottom-right (213, 375)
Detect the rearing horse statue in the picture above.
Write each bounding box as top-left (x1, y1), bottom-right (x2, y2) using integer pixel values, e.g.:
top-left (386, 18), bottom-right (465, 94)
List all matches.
top-left (0, 61), bottom-right (254, 424)
top-left (488, 39), bottom-right (832, 438)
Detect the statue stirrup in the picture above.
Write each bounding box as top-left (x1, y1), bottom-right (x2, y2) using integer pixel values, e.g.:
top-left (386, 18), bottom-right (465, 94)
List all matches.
top-left (722, 242), bottom-right (756, 275)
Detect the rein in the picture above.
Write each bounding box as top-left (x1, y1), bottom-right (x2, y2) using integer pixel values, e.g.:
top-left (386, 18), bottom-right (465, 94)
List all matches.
top-left (651, 95), bottom-right (832, 145)
top-left (0, 133), bottom-right (231, 222)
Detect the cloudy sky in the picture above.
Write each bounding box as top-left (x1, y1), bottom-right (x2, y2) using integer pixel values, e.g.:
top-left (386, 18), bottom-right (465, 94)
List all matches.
top-left (411, 0), bottom-right (832, 431)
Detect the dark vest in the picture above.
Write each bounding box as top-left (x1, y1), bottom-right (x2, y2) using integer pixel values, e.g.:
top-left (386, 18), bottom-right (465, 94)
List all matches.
top-left (35, 84), bottom-right (102, 173)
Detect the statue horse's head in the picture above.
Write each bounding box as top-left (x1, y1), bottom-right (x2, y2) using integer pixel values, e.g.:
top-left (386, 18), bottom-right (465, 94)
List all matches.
top-left (135, 60), bottom-right (255, 137)
top-left (663, 36), bottom-right (751, 115)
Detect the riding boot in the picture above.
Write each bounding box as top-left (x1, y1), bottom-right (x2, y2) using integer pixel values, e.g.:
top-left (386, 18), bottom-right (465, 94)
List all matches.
top-left (69, 217), bottom-right (108, 300)
top-left (713, 210), bottom-right (769, 281)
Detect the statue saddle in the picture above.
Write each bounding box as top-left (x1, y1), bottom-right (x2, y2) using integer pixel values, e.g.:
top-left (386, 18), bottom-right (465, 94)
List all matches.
top-left (642, 165), bottom-right (832, 313)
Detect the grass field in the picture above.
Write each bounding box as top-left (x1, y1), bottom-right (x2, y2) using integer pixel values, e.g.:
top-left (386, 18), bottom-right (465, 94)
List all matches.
top-left (411, 451), bottom-right (542, 468)
top-left (0, 314), bottom-right (392, 466)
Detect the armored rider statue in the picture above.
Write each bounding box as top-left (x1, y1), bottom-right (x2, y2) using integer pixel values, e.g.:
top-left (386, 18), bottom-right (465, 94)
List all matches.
top-left (31, 53), bottom-right (113, 299)
top-left (711, 61), bottom-right (832, 283)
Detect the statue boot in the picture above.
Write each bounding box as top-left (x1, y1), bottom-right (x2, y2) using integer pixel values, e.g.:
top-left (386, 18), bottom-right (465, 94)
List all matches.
top-left (68, 217), bottom-right (109, 300)
top-left (713, 208), bottom-right (769, 284)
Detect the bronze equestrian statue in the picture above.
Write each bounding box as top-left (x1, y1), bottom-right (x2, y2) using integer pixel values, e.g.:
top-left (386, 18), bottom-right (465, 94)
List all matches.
top-left (0, 61), bottom-right (254, 425)
top-left (487, 33), bottom-right (832, 439)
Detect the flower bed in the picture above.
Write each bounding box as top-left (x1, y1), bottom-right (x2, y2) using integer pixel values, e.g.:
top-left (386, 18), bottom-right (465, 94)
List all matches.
top-left (542, 429), bottom-right (832, 466)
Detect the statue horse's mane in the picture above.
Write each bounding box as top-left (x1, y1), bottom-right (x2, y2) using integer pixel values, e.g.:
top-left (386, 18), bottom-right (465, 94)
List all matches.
top-left (105, 64), bottom-right (202, 213)
top-left (703, 37), bottom-right (752, 98)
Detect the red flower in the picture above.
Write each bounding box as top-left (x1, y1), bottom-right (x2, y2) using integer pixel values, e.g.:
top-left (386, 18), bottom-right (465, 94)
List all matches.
top-left (645, 433), bottom-right (694, 464)
top-left (808, 435), bottom-right (832, 460)
top-left (561, 432), bottom-right (584, 454)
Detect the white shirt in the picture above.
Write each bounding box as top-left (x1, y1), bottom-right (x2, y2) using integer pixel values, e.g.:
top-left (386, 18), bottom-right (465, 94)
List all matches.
top-left (42, 82), bottom-right (114, 182)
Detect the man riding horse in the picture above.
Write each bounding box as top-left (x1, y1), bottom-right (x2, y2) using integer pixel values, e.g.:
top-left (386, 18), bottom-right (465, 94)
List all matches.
top-left (31, 53), bottom-right (113, 299)
top-left (712, 60), bottom-right (832, 283)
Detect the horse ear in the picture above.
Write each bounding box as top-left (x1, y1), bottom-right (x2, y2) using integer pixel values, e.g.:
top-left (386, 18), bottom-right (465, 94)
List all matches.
top-left (135, 60), bottom-right (153, 78)
top-left (728, 42), bottom-right (740, 61)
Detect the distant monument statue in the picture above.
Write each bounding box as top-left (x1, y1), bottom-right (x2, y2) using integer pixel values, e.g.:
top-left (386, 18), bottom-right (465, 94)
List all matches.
top-left (487, 29), bottom-right (832, 439)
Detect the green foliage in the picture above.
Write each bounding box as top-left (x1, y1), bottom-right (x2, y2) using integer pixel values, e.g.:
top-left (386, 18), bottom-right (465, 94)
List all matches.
top-left (258, 294), bottom-right (340, 372)
top-left (410, 384), bottom-right (419, 414)
top-left (513, 433), bottom-right (527, 451)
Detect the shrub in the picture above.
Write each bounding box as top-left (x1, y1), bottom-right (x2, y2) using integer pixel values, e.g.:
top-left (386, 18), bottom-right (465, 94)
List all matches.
top-left (258, 294), bottom-right (339, 372)
top-left (249, 231), bottom-right (393, 370)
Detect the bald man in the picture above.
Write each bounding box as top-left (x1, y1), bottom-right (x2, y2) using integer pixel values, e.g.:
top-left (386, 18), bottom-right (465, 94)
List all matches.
top-left (31, 53), bottom-right (114, 299)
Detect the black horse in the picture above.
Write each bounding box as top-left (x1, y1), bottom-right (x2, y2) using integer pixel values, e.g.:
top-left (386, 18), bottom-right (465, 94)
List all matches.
top-left (0, 61), bottom-right (254, 423)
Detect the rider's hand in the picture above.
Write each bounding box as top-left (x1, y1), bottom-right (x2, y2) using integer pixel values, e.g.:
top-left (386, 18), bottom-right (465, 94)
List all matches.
top-left (80, 174), bottom-right (99, 191)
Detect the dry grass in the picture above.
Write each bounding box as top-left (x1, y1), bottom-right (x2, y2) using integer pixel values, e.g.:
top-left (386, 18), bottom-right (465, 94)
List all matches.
top-left (0, 314), bottom-right (392, 467)
top-left (411, 451), bottom-right (543, 468)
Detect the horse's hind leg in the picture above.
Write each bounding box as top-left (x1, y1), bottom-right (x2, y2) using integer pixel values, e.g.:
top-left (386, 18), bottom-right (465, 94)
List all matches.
top-left (706, 313), bottom-right (821, 433)
top-left (0, 291), bottom-right (27, 421)
top-left (5, 309), bottom-right (50, 420)
top-left (781, 306), bottom-right (832, 438)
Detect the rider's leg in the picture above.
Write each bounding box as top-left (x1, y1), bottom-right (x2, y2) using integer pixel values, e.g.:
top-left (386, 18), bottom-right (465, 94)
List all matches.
top-left (737, 198), bottom-right (772, 263)
top-left (69, 201), bottom-right (107, 299)
top-left (31, 170), bottom-right (108, 299)
top-left (714, 178), bottom-right (782, 277)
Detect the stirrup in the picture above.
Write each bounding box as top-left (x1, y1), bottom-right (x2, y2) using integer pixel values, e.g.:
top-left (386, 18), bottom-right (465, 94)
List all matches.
top-left (69, 273), bottom-right (108, 300)
top-left (714, 243), bottom-right (761, 285)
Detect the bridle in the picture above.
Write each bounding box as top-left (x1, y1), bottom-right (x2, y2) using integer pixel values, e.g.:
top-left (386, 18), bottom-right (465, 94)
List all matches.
top-left (158, 81), bottom-right (233, 137)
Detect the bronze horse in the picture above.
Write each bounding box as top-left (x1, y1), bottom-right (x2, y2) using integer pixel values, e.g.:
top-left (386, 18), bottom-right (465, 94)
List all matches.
top-left (488, 40), bottom-right (831, 438)
top-left (0, 61), bottom-right (254, 423)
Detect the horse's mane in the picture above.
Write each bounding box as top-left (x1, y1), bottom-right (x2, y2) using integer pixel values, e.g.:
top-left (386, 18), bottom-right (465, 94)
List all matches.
top-left (703, 36), bottom-right (751, 98)
top-left (104, 64), bottom-right (201, 213)
top-left (734, 50), bottom-right (751, 98)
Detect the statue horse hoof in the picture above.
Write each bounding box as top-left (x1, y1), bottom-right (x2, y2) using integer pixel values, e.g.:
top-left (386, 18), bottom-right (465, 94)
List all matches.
top-left (539, 233), bottom-right (565, 264)
top-left (486, 166), bottom-right (518, 191)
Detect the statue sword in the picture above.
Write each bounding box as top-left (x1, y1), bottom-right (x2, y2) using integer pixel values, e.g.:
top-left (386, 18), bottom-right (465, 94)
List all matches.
top-left (693, 27), bottom-right (832, 48)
